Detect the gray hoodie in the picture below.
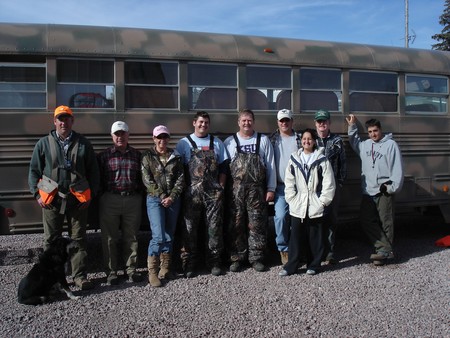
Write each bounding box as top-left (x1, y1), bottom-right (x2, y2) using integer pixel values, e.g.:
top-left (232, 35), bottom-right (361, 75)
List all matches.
top-left (348, 124), bottom-right (404, 196)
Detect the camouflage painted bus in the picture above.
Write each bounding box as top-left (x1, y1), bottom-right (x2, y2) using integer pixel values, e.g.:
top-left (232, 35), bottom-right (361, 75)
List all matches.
top-left (0, 23), bottom-right (449, 234)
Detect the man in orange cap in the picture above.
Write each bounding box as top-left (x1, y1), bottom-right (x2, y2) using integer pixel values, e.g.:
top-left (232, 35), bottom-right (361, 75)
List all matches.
top-left (28, 105), bottom-right (100, 290)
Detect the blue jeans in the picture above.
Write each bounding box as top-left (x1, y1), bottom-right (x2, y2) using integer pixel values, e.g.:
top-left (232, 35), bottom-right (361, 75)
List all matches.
top-left (146, 195), bottom-right (181, 256)
top-left (274, 183), bottom-right (290, 252)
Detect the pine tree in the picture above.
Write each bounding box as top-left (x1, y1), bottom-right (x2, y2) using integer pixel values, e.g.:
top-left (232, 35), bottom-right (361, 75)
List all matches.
top-left (432, 0), bottom-right (450, 50)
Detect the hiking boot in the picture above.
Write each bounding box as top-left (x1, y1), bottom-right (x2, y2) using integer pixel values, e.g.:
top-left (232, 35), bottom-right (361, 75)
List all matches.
top-left (252, 261), bottom-right (266, 272)
top-left (106, 272), bottom-right (119, 286)
top-left (230, 261), bottom-right (241, 272)
top-left (211, 266), bottom-right (222, 276)
top-left (128, 272), bottom-right (144, 283)
top-left (74, 277), bottom-right (94, 290)
top-left (280, 252), bottom-right (289, 265)
top-left (373, 259), bottom-right (386, 266)
top-left (370, 252), bottom-right (394, 260)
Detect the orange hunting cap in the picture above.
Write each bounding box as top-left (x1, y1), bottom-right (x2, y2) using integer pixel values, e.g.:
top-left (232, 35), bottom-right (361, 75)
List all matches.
top-left (54, 105), bottom-right (73, 118)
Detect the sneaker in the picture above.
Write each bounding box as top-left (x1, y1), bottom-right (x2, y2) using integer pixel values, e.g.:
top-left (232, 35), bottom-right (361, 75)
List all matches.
top-left (280, 252), bottom-right (289, 265)
top-left (278, 269), bottom-right (289, 277)
top-left (74, 277), bottom-right (94, 290)
top-left (229, 261), bottom-right (241, 272)
top-left (252, 261), bottom-right (266, 272)
top-left (306, 269), bottom-right (316, 276)
top-left (106, 272), bottom-right (119, 286)
top-left (128, 272), bottom-right (144, 283)
top-left (211, 266), bottom-right (222, 276)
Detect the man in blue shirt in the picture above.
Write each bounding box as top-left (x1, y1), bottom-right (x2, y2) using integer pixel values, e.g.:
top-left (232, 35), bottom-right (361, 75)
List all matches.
top-left (176, 111), bottom-right (229, 277)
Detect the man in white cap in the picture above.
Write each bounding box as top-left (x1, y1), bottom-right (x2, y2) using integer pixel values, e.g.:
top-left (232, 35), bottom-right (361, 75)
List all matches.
top-left (269, 109), bottom-right (302, 265)
top-left (97, 121), bottom-right (144, 285)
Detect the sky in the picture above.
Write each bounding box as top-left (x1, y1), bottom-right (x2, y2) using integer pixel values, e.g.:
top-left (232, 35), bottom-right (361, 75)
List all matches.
top-left (0, 0), bottom-right (446, 50)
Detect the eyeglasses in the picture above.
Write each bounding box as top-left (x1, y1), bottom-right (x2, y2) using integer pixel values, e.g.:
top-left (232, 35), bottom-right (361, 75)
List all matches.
top-left (278, 118), bottom-right (291, 123)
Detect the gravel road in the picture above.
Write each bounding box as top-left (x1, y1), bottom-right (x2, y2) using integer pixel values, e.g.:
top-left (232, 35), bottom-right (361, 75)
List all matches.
top-left (0, 212), bottom-right (449, 337)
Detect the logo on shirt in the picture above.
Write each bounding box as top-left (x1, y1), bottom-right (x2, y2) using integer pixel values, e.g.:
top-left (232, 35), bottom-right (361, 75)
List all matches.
top-left (239, 144), bottom-right (257, 154)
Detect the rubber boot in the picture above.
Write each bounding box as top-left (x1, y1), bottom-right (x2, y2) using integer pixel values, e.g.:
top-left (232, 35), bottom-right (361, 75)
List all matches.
top-left (159, 252), bottom-right (172, 280)
top-left (147, 256), bottom-right (161, 287)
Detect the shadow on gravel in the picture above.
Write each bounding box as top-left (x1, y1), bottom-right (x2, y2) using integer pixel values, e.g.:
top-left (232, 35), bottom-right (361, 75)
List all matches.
top-left (71, 274), bottom-right (149, 298)
top-left (327, 209), bottom-right (449, 270)
top-left (82, 208), bottom-right (448, 277)
top-left (264, 207), bottom-right (449, 273)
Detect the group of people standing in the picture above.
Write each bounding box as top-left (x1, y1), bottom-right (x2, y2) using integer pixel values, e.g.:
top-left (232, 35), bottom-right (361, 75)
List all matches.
top-left (28, 105), bottom-right (404, 290)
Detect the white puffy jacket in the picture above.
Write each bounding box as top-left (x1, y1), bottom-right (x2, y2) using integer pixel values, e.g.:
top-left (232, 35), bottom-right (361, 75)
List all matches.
top-left (284, 148), bottom-right (336, 220)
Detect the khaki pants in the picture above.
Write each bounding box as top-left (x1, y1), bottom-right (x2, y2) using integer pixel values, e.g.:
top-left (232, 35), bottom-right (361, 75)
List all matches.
top-left (99, 192), bottom-right (142, 276)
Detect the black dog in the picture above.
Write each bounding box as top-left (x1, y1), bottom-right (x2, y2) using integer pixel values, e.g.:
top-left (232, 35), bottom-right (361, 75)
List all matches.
top-left (17, 237), bottom-right (81, 305)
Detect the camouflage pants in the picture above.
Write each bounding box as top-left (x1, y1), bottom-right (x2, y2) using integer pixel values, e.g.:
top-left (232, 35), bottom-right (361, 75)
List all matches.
top-left (227, 183), bottom-right (267, 264)
top-left (181, 183), bottom-right (224, 267)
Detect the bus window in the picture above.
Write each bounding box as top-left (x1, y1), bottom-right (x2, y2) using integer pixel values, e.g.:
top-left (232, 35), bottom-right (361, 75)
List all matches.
top-left (125, 61), bottom-right (178, 109)
top-left (405, 75), bottom-right (448, 114)
top-left (349, 70), bottom-right (397, 112)
top-left (189, 63), bottom-right (237, 110)
top-left (69, 92), bottom-right (112, 108)
top-left (0, 62), bottom-right (46, 108)
top-left (246, 65), bottom-right (291, 110)
top-left (300, 68), bottom-right (341, 112)
top-left (56, 59), bottom-right (114, 108)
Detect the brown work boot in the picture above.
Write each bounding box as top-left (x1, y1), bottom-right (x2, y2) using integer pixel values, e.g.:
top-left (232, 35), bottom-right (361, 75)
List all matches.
top-left (280, 251), bottom-right (289, 265)
top-left (147, 256), bottom-right (162, 287)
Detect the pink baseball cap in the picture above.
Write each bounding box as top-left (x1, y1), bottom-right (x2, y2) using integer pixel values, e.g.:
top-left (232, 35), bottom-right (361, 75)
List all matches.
top-left (153, 125), bottom-right (170, 137)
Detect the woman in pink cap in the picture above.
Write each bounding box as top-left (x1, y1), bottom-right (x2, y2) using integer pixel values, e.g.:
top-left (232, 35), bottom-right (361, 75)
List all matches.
top-left (141, 125), bottom-right (185, 287)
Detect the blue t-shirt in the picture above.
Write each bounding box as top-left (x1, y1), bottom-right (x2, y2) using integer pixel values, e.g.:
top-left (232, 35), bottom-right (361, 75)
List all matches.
top-left (175, 133), bottom-right (229, 165)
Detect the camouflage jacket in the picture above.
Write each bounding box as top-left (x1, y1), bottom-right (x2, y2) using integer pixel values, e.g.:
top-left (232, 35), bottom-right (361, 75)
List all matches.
top-left (141, 147), bottom-right (185, 201)
top-left (316, 132), bottom-right (347, 187)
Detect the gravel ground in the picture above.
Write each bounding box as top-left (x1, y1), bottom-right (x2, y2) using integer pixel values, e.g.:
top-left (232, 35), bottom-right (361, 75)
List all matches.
top-left (0, 212), bottom-right (449, 337)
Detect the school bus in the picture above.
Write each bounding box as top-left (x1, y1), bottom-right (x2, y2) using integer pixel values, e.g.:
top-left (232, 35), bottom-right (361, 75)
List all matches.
top-left (0, 23), bottom-right (449, 234)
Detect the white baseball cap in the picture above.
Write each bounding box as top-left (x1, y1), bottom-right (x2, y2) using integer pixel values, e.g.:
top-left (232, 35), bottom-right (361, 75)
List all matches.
top-left (277, 109), bottom-right (293, 121)
top-left (111, 121), bottom-right (129, 134)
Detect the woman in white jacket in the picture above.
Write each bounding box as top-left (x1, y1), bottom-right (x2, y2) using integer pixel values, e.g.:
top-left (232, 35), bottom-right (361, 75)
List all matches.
top-left (279, 129), bottom-right (336, 276)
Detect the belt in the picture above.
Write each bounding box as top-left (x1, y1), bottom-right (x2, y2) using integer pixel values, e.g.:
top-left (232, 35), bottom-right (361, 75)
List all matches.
top-left (109, 190), bottom-right (137, 196)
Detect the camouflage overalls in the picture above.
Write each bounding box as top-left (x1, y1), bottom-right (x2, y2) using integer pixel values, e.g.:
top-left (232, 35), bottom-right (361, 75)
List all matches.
top-left (181, 135), bottom-right (224, 269)
top-left (228, 133), bottom-right (268, 264)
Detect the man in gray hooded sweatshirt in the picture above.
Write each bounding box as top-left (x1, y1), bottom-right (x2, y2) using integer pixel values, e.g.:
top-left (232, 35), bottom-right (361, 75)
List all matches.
top-left (346, 114), bottom-right (404, 266)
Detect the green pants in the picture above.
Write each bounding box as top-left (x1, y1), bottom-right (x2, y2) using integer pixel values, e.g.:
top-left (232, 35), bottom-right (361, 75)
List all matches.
top-left (99, 192), bottom-right (142, 276)
top-left (43, 206), bottom-right (89, 280)
top-left (360, 194), bottom-right (394, 255)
